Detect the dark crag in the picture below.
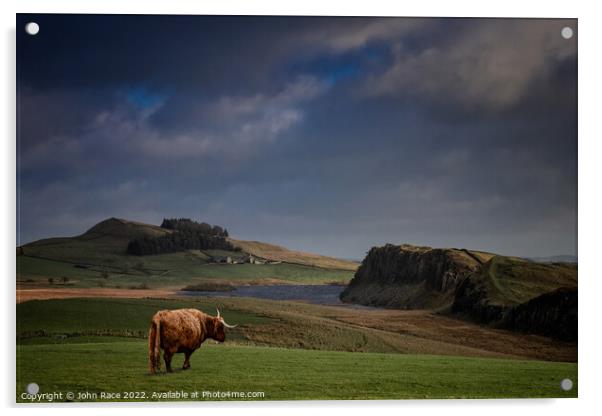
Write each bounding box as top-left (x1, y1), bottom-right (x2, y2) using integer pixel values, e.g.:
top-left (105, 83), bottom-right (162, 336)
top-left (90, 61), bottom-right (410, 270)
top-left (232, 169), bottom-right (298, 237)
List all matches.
top-left (340, 244), bottom-right (493, 309)
top-left (341, 243), bottom-right (578, 341)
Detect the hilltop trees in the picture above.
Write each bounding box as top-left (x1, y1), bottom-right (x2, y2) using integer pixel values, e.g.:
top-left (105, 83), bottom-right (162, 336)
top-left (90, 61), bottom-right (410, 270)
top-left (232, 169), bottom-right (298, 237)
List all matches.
top-left (159, 218), bottom-right (228, 237)
top-left (127, 219), bottom-right (237, 256)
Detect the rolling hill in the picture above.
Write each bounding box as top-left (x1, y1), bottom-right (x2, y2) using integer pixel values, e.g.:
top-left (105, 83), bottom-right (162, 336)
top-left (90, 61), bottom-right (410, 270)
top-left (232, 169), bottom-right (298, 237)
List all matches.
top-left (17, 217), bottom-right (358, 288)
top-left (229, 239), bottom-right (358, 271)
top-left (453, 255), bottom-right (577, 308)
top-left (21, 218), bottom-right (171, 262)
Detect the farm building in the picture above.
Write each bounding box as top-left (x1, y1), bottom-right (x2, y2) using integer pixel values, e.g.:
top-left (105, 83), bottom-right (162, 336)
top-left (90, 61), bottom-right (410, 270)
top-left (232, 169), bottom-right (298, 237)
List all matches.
top-left (211, 256), bottom-right (233, 264)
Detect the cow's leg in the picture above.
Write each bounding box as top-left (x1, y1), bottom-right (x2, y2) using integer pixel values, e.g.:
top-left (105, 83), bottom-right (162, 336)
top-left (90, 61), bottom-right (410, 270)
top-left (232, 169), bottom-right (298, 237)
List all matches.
top-left (164, 349), bottom-right (174, 373)
top-left (183, 350), bottom-right (193, 370)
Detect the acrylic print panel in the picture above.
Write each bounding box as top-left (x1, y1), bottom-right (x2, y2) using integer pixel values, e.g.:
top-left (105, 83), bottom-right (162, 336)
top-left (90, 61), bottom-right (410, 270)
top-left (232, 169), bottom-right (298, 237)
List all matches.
top-left (16, 14), bottom-right (577, 403)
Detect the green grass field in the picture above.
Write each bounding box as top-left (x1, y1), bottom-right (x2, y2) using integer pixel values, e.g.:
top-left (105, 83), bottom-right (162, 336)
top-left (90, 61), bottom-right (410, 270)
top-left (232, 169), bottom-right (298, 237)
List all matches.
top-left (17, 341), bottom-right (577, 402)
top-left (16, 297), bottom-right (577, 401)
top-left (17, 298), bottom-right (271, 344)
top-left (17, 254), bottom-right (354, 288)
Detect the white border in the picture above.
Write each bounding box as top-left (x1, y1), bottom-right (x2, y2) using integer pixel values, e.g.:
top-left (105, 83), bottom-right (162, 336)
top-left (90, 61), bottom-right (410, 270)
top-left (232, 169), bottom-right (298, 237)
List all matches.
top-left (3, 1), bottom-right (602, 415)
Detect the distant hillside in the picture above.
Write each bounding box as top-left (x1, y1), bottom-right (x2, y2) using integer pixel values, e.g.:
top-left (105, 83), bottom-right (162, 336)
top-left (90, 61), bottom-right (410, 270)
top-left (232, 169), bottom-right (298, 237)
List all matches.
top-left (340, 243), bottom-right (577, 341)
top-left (229, 239), bottom-right (359, 271)
top-left (83, 217), bottom-right (169, 240)
top-left (20, 217), bottom-right (356, 272)
top-left (528, 255), bottom-right (578, 263)
top-left (21, 218), bottom-right (170, 263)
top-left (339, 244), bottom-right (495, 309)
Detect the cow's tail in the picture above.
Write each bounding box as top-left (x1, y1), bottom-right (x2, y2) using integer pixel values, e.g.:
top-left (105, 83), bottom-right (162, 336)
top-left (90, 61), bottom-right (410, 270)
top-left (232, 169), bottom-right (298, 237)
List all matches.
top-left (148, 314), bottom-right (162, 373)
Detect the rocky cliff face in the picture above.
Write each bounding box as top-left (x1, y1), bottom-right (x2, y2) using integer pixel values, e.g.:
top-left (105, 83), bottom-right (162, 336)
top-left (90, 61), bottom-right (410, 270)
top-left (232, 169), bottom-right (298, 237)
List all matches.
top-left (341, 243), bottom-right (578, 341)
top-left (503, 287), bottom-right (577, 341)
top-left (452, 276), bottom-right (507, 323)
top-left (453, 281), bottom-right (578, 342)
top-left (451, 257), bottom-right (578, 341)
top-left (339, 244), bottom-right (485, 309)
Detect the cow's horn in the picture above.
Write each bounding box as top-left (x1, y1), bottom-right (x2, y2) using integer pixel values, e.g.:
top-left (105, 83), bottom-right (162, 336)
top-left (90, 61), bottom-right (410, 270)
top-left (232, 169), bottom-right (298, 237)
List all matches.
top-left (222, 320), bottom-right (238, 329)
top-left (216, 307), bottom-right (221, 318)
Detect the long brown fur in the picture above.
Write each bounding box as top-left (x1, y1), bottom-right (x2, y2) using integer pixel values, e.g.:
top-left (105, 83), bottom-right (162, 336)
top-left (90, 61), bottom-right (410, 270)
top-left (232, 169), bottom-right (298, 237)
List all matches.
top-left (148, 314), bottom-right (162, 373)
top-left (148, 308), bottom-right (227, 374)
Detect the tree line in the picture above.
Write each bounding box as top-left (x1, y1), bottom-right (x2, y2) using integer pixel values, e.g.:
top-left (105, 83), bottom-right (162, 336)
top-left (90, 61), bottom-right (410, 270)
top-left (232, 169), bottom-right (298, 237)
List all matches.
top-left (160, 218), bottom-right (228, 237)
top-left (126, 219), bottom-right (237, 256)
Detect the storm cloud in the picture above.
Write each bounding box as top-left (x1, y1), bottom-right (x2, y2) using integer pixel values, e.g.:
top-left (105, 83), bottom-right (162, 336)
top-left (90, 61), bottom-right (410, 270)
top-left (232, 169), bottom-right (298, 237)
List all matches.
top-left (17, 15), bottom-right (577, 259)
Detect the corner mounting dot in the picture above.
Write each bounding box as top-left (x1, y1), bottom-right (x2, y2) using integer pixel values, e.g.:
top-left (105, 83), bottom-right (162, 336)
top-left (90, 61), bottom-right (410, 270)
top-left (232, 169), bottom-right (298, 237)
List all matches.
top-left (561, 27), bottom-right (573, 40)
top-left (560, 378), bottom-right (573, 391)
top-left (25, 22), bottom-right (40, 36)
top-left (26, 382), bottom-right (39, 395)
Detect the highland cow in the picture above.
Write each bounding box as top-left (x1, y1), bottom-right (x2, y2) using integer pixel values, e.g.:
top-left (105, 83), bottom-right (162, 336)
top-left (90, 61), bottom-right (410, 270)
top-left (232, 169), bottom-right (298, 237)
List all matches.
top-left (148, 307), bottom-right (237, 374)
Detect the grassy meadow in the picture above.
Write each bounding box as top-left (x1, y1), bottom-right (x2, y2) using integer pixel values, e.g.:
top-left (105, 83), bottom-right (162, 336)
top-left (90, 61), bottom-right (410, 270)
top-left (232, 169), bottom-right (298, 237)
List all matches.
top-left (16, 296), bottom-right (577, 401)
top-left (18, 341), bottom-right (577, 402)
top-left (480, 256), bottom-right (578, 306)
top-left (17, 254), bottom-right (354, 289)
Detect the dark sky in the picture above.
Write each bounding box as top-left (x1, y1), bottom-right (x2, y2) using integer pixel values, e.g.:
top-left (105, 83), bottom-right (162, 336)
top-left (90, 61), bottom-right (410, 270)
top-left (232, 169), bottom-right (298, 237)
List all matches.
top-left (16, 14), bottom-right (577, 259)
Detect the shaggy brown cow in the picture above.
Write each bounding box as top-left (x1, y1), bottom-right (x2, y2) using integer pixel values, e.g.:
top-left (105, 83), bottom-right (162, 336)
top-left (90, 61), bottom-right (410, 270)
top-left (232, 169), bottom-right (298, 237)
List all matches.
top-left (148, 307), bottom-right (237, 374)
